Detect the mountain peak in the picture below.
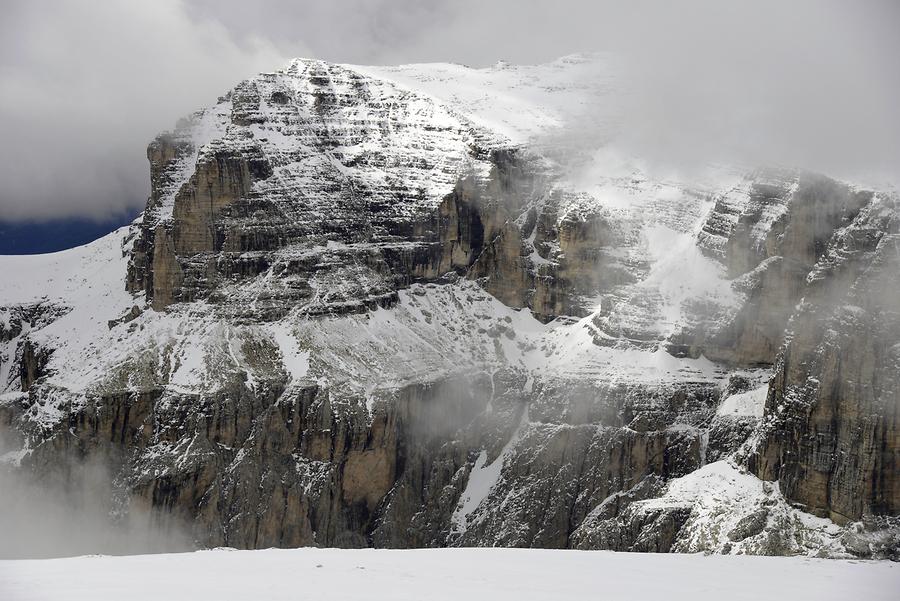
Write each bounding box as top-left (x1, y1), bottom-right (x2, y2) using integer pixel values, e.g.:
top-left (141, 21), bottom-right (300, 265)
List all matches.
top-left (1, 55), bottom-right (897, 559)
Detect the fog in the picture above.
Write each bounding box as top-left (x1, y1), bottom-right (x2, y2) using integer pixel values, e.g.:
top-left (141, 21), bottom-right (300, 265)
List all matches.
top-left (0, 433), bottom-right (192, 559)
top-left (0, 1), bottom-right (284, 222)
top-left (1, 1), bottom-right (897, 219)
top-left (606, 1), bottom-right (900, 186)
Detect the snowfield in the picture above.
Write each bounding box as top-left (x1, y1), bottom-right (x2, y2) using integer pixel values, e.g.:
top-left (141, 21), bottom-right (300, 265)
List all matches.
top-left (1, 548), bottom-right (896, 601)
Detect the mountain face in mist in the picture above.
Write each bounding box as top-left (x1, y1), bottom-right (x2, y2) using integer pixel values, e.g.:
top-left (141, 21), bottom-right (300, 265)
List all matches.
top-left (0, 55), bottom-right (897, 558)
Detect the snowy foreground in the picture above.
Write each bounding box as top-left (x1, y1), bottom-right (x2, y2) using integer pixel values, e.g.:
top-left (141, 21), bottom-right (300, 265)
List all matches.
top-left (1, 548), bottom-right (897, 601)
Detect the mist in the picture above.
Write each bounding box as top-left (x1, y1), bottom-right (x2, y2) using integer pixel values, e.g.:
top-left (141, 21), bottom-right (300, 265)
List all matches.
top-left (605, 1), bottom-right (900, 186)
top-left (0, 434), bottom-right (192, 559)
top-left (0, 0), bottom-right (285, 222)
top-left (1, 0), bottom-right (897, 221)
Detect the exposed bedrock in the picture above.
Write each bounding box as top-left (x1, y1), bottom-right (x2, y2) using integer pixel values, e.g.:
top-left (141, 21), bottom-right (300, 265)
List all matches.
top-left (683, 172), bottom-right (873, 366)
top-left (749, 198), bottom-right (900, 524)
top-left (6, 368), bottom-right (732, 551)
top-left (5, 58), bottom-right (899, 558)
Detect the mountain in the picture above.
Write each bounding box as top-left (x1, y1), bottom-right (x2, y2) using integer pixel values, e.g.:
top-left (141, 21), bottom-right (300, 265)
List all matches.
top-left (0, 55), bottom-right (897, 558)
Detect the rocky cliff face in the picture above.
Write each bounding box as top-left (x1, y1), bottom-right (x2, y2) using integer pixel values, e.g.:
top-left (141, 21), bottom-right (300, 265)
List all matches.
top-left (1, 56), bottom-right (897, 559)
top-left (748, 194), bottom-right (899, 525)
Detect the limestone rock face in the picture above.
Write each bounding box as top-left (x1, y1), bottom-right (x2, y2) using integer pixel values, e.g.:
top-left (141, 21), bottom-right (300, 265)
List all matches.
top-left (125, 59), bottom-right (502, 318)
top-left (749, 195), bottom-right (900, 524)
top-left (1, 55), bottom-right (897, 558)
top-left (684, 171), bottom-right (872, 366)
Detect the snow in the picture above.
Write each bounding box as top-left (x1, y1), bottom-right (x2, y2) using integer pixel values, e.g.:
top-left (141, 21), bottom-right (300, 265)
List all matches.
top-left (0, 227), bottom-right (132, 309)
top-left (355, 54), bottom-right (619, 146)
top-left (639, 223), bottom-right (740, 336)
top-left (265, 322), bottom-right (310, 382)
top-left (452, 407), bottom-right (529, 533)
top-left (538, 314), bottom-right (726, 385)
top-left (642, 460), bottom-right (765, 510)
top-left (525, 228), bottom-right (555, 267)
top-left (259, 58), bottom-right (489, 213)
top-left (717, 384), bottom-right (769, 418)
top-left (1, 547), bottom-right (896, 601)
top-left (168, 330), bottom-right (207, 392)
top-left (0, 228), bottom-right (137, 394)
top-left (286, 280), bottom-right (728, 397)
top-left (636, 460), bottom-right (848, 555)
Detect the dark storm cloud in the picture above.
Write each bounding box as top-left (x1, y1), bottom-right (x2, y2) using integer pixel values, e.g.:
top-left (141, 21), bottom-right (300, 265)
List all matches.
top-left (1, 0), bottom-right (897, 222)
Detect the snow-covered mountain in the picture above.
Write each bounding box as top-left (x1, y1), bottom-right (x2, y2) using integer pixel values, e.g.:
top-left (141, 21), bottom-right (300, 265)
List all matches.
top-left (1, 55), bottom-right (897, 558)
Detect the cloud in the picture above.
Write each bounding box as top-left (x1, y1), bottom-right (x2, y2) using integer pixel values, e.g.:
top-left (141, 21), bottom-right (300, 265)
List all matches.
top-left (0, 429), bottom-right (193, 558)
top-left (602, 0), bottom-right (900, 185)
top-left (0, 0), bottom-right (286, 222)
top-left (1, 0), bottom-right (897, 222)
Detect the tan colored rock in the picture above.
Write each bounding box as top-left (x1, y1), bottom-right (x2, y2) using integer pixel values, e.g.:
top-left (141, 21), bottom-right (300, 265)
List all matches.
top-left (150, 227), bottom-right (183, 310)
top-left (342, 448), bottom-right (395, 510)
top-left (750, 200), bottom-right (900, 523)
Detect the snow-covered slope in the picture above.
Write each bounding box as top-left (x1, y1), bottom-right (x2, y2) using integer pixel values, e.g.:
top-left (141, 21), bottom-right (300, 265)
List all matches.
top-left (0, 230), bottom-right (135, 411)
top-left (357, 54), bottom-right (620, 145)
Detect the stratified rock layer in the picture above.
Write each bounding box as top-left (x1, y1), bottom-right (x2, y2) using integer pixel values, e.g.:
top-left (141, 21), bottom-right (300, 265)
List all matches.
top-left (749, 195), bottom-right (900, 524)
top-left (1, 56), bottom-right (897, 558)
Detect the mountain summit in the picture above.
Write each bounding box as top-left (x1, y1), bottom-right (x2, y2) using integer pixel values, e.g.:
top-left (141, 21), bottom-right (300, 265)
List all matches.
top-left (1, 56), bottom-right (897, 557)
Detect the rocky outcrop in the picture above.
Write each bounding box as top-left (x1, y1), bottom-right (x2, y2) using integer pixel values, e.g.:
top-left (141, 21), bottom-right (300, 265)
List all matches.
top-left (17, 340), bottom-right (51, 392)
top-left (122, 60), bottom-right (629, 326)
top-left (681, 172), bottom-right (872, 366)
top-left (6, 361), bottom-right (732, 551)
top-left (126, 60), bottom-right (495, 316)
top-left (0, 303), bottom-right (68, 393)
top-left (749, 194), bottom-right (900, 524)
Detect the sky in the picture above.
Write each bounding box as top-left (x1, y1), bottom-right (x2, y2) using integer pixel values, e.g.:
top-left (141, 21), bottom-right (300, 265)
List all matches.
top-left (0, 0), bottom-right (898, 227)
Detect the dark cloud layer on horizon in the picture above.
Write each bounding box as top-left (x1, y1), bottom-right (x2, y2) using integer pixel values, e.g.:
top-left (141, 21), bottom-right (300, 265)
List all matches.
top-left (1, 0), bottom-right (898, 222)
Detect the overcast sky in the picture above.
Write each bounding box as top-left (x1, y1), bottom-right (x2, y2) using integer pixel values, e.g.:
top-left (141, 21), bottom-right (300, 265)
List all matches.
top-left (1, 0), bottom-right (898, 222)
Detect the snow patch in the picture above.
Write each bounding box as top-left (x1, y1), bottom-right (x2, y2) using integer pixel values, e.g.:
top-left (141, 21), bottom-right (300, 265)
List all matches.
top-left (452, 406), bottom-right (529, 533)
top-left (266, 322), bottom-right (310, 382)
top-left (717, 385), bottom-right (768, 418)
